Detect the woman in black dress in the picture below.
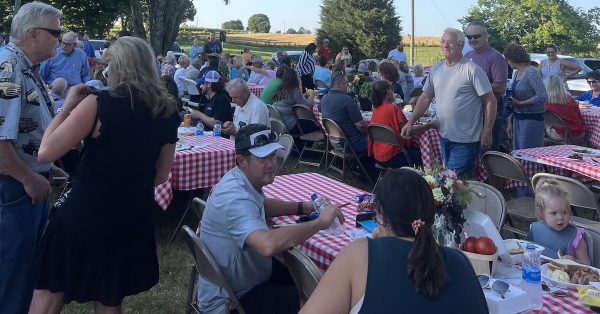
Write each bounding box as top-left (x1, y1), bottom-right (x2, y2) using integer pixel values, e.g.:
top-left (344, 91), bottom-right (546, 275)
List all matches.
top-left (30, 36), bottom-right (180, 313)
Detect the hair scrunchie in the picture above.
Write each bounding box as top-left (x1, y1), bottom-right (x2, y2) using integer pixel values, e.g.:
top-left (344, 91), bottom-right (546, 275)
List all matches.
top-left (411, 219), bottom-right (426, 235)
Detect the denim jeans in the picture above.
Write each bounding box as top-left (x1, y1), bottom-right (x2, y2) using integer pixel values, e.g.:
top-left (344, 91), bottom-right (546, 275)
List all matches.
top-left (439, 137), bottom-right (480, 178)
top-left (488, 116), bottom-right (505, 152)
top-left (0, 180), bottom-right (48, 314)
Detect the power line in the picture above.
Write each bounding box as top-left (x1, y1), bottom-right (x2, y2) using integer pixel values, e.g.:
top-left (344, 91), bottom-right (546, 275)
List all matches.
top-left (428, 0), bottom-right (451, 26)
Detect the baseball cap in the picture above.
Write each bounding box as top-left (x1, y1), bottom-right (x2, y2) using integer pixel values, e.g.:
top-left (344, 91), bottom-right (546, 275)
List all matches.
top-left (357, 63), bottom-right (369, 73)
top-left (235, 129), bottom-right (284, 158)
top-left (196, 70), bottom-right (220, 85)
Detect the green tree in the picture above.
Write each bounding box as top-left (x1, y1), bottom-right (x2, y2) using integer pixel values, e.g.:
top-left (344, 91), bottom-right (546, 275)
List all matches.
top-left (286, 28), bottom-right (297, 34)
top-left (222, 19), bottom-right (243, 30)
top-left (460, 0), bottom-right (600, 55)
top-left (247, 13), bottom-right (270, 33)
top-left (317, 0), bottom-right (401, 60)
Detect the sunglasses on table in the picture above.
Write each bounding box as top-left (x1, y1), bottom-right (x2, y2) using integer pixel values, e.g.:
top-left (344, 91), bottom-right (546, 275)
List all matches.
top-left (478, 275), bottom-right (510, 299)
top-left (36, 27), bottom-right (61, 38)
top-left (588, 80), bottom-right (598, 84)
top-left (466, 34), bottom-right (482, 40)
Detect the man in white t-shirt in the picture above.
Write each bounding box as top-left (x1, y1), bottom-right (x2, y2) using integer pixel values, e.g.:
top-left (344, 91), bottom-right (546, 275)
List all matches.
top-left (223, 78), bottom-right (270, 139)
top-left (401, 27), bottom-right (496, 178)
top-left (387, 41), bottom-right (407, 63)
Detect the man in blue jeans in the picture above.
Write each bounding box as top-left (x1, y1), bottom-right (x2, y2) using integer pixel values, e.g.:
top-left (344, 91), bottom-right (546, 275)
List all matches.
top-left (402, 27), bottom-right (496, 177)
top-left (0, 3), bottom-right (66, 313)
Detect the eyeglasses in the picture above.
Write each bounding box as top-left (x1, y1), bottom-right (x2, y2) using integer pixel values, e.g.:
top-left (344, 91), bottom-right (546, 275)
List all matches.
top-left (36, 27), bottom-right (61, 38)
top-left (466, 34), bottom-right (482, 40)
top-left (61, 41), bottom-right (76, 46)
top-left (587, 80), bottom-right (598, 84)
top-left (478, 275), bottom-right (510, 299)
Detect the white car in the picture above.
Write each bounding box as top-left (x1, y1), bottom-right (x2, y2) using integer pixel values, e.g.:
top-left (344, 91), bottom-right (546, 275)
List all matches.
top-left (528, 53), bottom-right (593, 96)
top-left (88, 39), bottom-right (109, 58)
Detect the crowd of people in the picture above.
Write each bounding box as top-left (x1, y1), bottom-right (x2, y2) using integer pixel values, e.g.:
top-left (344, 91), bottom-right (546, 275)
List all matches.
top-left (2, 1), bottom-right (600, 314)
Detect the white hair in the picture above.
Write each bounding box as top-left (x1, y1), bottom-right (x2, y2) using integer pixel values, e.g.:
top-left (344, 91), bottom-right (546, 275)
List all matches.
top-left (178, 54), bottom-right (189, 66)
top-left (443, 27), bottom-right (465, 44)
top-left (51, 77), bottom-right (67, 98)
top-left (10, 2), bottom-right (62, 44)
top-left (62, 31), bottom-right (78, 43)
top-left (226, 78), bottom-right (249, 94)
top-left (164, 51), bottom-right (176, 64)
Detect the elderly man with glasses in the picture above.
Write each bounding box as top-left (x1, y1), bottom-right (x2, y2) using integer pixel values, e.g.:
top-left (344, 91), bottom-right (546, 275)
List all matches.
top-left (0, 3), bottom-right (68, 313)
top-left (198, 123), bottom-right (343, 314)
top-left (40, 31), bottom-right (90, 86)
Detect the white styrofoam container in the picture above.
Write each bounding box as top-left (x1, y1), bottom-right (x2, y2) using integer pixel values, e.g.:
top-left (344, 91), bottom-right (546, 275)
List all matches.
top-left (483, 283), bottom-right (533, 314)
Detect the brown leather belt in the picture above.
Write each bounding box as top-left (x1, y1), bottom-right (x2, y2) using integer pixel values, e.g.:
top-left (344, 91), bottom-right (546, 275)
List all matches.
top-left (0, 171), bottom-right (51, 182)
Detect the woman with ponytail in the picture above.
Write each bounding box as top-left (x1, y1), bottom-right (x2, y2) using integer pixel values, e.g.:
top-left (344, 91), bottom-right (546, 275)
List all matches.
top-left (300, 169), bottom-right (488, 313)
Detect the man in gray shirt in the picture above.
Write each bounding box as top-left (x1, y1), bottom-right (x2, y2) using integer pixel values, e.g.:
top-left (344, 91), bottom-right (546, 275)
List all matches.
top-left (402, 27), bottom-right (496, 177)
top-left (198, 124), bottom-right (343, 314)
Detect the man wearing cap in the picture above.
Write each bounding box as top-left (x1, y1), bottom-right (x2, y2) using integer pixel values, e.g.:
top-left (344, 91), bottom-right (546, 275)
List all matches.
top-left (387, 41), bottom-right (407, 63)
top-left (198, 124), bottom-right (343, 314)
top-left (223, 78), bottom-right (270, 139)
top-left (189, 70), bottom-right (232, 133)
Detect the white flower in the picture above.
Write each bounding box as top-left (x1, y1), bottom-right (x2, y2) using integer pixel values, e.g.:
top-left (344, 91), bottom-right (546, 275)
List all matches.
top-left (444, 178), bottom-right (454, 190)
top-left (424, 175), bottom-right (436, 187)
top-left (432, 187), bottom-right (445, 202)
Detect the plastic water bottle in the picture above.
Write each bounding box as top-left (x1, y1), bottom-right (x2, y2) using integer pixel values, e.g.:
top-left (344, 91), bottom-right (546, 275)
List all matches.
top-left (195, 121), bottom-right (204, 136)
top-left (311, 193), bottom-right (345, 235)
top-left (521, 244), bottom-right (542, 309)
top-left (213, 120), bottom-right (222, 138)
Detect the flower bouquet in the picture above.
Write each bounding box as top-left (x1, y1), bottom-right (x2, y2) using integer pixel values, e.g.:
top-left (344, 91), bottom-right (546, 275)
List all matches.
top-left (415, 167), bottom-right (474, 246)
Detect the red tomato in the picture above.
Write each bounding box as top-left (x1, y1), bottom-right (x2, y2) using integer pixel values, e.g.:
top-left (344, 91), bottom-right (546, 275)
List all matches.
top-left (475, 237), bottom-right (497, 255)
top-left (463, 236), bottom-right (478, 253)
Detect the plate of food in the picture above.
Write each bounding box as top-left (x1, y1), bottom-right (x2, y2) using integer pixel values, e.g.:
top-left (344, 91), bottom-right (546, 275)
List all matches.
top-left (542, 259), bottom-right (600, 289)
top-left (571, 148), bottom-right (600, 156)
top-left (566, 153), bottom-right (585, 160)
top-left (503, 239), bottom-right (544, 264)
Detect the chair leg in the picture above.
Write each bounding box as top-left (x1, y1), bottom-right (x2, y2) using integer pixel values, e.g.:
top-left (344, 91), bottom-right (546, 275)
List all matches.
top-left (185, 266), bottom-right (197, 314)
top-left (372, 169), bottom-right (385, 193)
top-left (169, 191), bottom-right (194, 244)
top-left (355, 157), bottom-right (374, 186)
top-left (341, 156), bottom-right (347, 182)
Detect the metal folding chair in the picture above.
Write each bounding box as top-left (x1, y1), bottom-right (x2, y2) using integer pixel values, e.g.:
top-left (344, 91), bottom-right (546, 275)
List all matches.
top-left (532, 173), bottom-right (600, 219)
top-left (281, 247), bottom-right (323, 304)
top-left (292, 104), bottom-right (326, 168)
top-left (367, 124), bottom-right (413, 191)
top-left (543, 111), bottom-right (586, 146)
top-left (466, 181), bottom-right (507, 231)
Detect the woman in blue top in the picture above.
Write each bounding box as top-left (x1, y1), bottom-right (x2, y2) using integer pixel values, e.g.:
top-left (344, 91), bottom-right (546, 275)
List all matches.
top-left (576, 71), bottom-right (600, 107)
top-left (300, 169), bottom-right (488, 314)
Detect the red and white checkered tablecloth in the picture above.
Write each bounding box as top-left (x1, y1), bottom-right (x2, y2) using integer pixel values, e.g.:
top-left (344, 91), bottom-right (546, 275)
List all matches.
top-left (513, 145), bottom-right (600, 182)
top-left (248, 85), bottom-right (265, 98)
top-left (263, 173), bottom-right (591, 313)
top-left (154, 135), bottom-right (236, 210)
top-left (581, 108), bottom-right (600, 149)
top-left (417, 128), bottom-right (488, 181)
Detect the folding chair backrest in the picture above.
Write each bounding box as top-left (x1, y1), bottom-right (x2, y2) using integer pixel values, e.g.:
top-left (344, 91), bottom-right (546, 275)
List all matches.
top-left (368, 124), bottom-right (402, 147)
top-left (532, 173), bottom-right (600, 216)
top-left (570, 217), bottom-right (600, 268)
top-left (183, 78), bottom-right (200, 96)
top-left (543, 111), bottom-right (567, 129)
top-left (322, 118), bottom-right (347, 141)
top-left (482, 151), bottom-right (532, 189)
top-left (276, 134), bottom-right (294, 171)
top-left (270, 118), bottom-right (288, 136)
top-left (466, 181), bottom-right (507, 231)
top-left (292, 105), bottom-right (320, 135)
top-left (282, 248), bottom-right (323, 302)
top-left (315, 80), bottom-right (328, 89)
top-left (180, 226), bottom-right (245, 314)
top-left (266, 104), bottom-right (283, 121)
top-left (192, 197), bottom-right (206, 221)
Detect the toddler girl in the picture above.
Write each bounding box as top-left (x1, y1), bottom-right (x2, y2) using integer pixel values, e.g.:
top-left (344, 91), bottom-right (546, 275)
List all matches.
top-left (525, 179), bottom-right (592, 265)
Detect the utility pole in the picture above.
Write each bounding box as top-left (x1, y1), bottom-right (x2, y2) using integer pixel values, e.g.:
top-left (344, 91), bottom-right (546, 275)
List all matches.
top-left (14, 0), bottom-right (22, 13)
top-left (410, 0), bottom-right (415, 66)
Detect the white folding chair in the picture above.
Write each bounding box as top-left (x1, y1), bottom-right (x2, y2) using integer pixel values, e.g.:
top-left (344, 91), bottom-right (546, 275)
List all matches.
top-left (182, 78), bottom-right (200, 109)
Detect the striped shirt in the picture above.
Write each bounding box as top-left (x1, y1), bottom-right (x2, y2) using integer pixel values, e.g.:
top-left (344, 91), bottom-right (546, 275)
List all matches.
top-left (296, 51), bottom-right (315, 76)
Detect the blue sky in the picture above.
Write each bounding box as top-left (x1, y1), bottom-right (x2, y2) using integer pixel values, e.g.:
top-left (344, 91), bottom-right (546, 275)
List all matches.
top-left (192, 0), bottom-right (595, 36)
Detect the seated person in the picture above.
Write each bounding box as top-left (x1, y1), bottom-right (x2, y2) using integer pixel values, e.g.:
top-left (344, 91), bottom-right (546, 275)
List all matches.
top-left (526, 179), bottom-right (591, 265)
top-left (222, 78), bottom-right (270, 139)
top-left (378, 60), bottom-right (405, 101)
top-left (544, 75), bottom-right (585, 141)
top-left (300, 169), bottom-right (488, 313)
top-left (230, 56), bottom-right (250, 82)
top-left (314, 55), bottom-right (332, 89)
top-left (368, 81), bottom-right (423, 168)
top-left (576, 70), bottom-right (600, 107)
top-left (189, 71), bottom-right (232, 134)
top-left (184, 57), bottom-right (203, 81)
top-left (198, 124), bottom-right (343, 314)
top-left (272, 68), bottom-right (317, 134)
top-left (50, 77), bottom-right (67, 114)
top-left (259, 66), bottom-right (284, 105)
top-left (246, 57), bottom-right (276, 85)
top-left (319, 71), bottom-right (368, 154)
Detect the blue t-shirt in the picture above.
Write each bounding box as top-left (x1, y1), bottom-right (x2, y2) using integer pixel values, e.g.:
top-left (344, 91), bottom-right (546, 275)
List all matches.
top-left (576, 91), bottom-right (600, 107)
top-left (319, 90), bottom-right (366, 150)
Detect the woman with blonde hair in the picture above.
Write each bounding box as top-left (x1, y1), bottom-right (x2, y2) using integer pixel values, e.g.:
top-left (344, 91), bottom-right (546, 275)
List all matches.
top-left (544, 74), bottom-right (585, 142)
top-left (29, 36), bottom-right (180, 313)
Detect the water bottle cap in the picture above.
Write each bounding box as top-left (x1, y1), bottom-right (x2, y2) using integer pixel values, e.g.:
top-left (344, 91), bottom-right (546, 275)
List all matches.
top-left (526, 243), bottom-right (536, 250)
top-left (310, 193), bottom-right (318, 201)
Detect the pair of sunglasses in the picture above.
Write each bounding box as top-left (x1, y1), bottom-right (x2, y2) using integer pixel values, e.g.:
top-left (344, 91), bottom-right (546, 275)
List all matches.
top-left (478, 275), bottom-right (510, 299)
top-left (466, 34), bottom-right (482, 40)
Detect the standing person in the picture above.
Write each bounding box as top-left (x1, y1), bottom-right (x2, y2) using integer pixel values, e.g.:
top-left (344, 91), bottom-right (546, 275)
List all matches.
top-left (538, 44), bottom-right (581, 86)
top-left (296, 43), bottom-right (317, 92)
top-left (464, 20), bottom-right (508, 152)
top-left (77, 31), bottom-right (95, 58)
top-left (222, 78), bottom-right (270, 139)
top-left (300, 169), bottom-right (488, 313)
top-left (40, 31), bottom-right (90, 86)
top-left (29, 36), bottom-right (181, 313)
top-left (0, 3), bottom-right (64, 313)
top-left (241, 47), bottom-right (252, 66)
top-left (318, 39), bottom-right (333, 64)
top-left (188, 38), bottom-right (203, 62)
top-left (204, 32), bottom-right (222, 66)
top-left (503, 43), bottom-right (547, 152)
top-left (387, 41), bottom-right (407, 63)
top-left (544, 74), bottom-right (585, 142)
top-left (335, 46), bottom-right (352, 69)
top-left (198, 123), bottom-right (343, 314)
top-left (401, 27), bottom-right (496, 178)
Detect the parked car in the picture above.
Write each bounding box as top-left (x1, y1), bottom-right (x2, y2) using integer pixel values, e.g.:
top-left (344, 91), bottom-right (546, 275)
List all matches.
top-left (580, 58), bottom-right (600, 72)
top-left (528, 53), bottom-right (593, 96)
top-left (88, 39), bottom-right (109, 58)
top-left (270, 51), bottom-right (302, 65)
